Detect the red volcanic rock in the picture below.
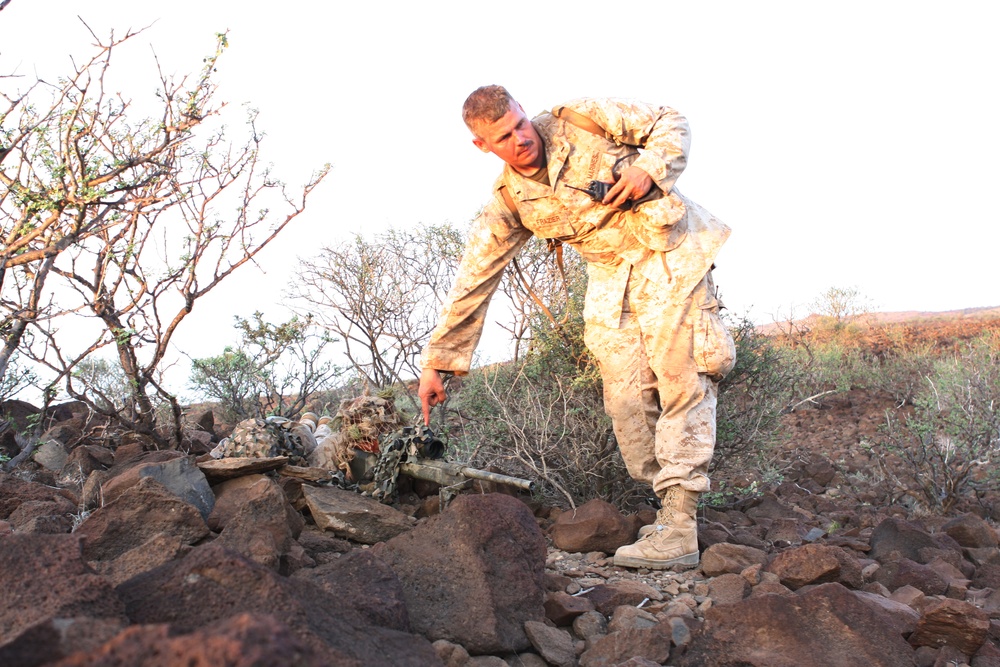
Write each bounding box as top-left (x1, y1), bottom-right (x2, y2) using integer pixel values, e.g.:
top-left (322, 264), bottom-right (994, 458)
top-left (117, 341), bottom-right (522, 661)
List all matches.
top-left (550, 498), bottom-right (635, 553)
top-left (74, 476), bottom-right (209, 562)
top-left (375, 493), bottom-right (547, 654)
top-left (49, 613), bottom-right (326, 667)
top-left (675, 583), bottom-right (916, 666)
top-left (117, 542), bottom-right (442, 666)
top-left (0, 533), bottom-right (126, 665)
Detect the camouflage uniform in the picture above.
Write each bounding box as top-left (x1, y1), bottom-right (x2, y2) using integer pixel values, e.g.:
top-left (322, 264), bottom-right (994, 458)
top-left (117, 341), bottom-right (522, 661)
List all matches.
top-left (422, 98), bottom-right (734, 498)
top-left (211, 416), bottom-right (316, 466)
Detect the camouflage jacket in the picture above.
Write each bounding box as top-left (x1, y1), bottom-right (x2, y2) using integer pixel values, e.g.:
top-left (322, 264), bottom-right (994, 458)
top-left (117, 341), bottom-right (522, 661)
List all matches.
top-left (421, 98), bottom-right (731, 374)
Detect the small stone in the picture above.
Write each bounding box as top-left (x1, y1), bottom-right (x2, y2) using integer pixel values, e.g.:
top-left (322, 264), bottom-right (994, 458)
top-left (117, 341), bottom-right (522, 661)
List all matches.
top-left (505, 653), bottom-right (548, 667)
top-left (667, 616), bottom-right (692, 647)
top-left (572, 610), bottom-right (608, 641)
top-left (608, 605), bottom-right (658, 632)
top-left (700, 542), bottom-right (769, 577)
top-left (741, 563), bottom-right (763, 585)
top-left (708, 572), bottom-right (751, 605)
top-left (908, 598), bottom-right (990, 655)
top-left (433, 638), bottom-right (470, 667)
top-left (544, 591), bottom-right (595, 626)
top-left (524, 620), bottom-right (576, 667)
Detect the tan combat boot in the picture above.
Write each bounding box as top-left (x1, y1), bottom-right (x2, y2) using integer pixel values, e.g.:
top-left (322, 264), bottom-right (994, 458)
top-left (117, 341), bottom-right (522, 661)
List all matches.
top-left (614, 486), bottom-right (699, 569)
top-left (636, 486), bottom-right (699, 538)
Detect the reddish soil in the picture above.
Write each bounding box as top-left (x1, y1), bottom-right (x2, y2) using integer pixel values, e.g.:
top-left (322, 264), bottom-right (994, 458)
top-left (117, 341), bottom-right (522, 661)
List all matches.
top-left (762, 308), bottom-right (1000, 519)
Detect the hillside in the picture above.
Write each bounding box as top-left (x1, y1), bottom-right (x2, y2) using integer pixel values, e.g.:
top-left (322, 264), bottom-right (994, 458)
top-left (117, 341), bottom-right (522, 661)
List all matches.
top-left (759, 304), bottom-right (1000, 333)
top-left (1, 307), bottom-right (1000, 665)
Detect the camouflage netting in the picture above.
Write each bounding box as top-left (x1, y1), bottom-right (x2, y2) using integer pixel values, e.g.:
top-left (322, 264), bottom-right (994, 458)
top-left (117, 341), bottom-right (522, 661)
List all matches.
top-left (308, 395), bottom-right (407, 478)
top-left (368, 424), bottom-right (447, 502)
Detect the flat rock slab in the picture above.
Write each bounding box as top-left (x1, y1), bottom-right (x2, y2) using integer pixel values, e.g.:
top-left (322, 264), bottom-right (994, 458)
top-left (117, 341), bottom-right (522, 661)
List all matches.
top-left (197, 456), bottom-right (289, 482)
top-left (278, 465), bottom-right (338, 483)
top-left (302, 485), bottom-right (414, 545)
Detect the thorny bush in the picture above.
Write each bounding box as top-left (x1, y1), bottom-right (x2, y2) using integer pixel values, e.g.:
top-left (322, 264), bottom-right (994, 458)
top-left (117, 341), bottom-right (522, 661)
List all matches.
top-left (713, 314), bottom-right (796, 474)
top-left (1, 29), bottom-right (327, 449)
top-left (447, 250), bottom-right (642, 509)
top-left (447, 287), bottom-right (793, 508)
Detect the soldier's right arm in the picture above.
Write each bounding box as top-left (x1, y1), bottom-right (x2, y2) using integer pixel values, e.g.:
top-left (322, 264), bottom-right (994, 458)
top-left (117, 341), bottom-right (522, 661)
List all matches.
top-left (420, 192), bottom-right (532, 375)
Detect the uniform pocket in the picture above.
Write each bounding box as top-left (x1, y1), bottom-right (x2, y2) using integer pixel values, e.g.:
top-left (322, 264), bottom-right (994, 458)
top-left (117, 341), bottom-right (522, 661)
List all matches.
top-left (691, 280), bottom-right (736, 380)
top-left (517, 196), bottom-right (578, 240)
top-left (625, 192), bottom-right (688, 252)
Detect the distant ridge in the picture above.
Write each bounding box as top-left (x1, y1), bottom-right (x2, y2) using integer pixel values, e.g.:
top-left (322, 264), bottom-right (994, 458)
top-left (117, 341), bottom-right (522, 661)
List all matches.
top-left (864, 305), bottom-right (1000, 323)
top-left (757, 305), bottom-right (1000, 335)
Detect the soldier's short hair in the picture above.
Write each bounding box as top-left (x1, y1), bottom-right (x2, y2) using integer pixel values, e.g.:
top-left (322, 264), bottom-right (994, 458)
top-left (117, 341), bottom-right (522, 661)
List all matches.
top-left (463, 85), bottom-right (516, 137)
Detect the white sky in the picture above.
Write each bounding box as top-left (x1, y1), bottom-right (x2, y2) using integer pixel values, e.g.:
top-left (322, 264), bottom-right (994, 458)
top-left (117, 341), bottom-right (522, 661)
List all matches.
top-left (2, 1), bottom-right (998, 388)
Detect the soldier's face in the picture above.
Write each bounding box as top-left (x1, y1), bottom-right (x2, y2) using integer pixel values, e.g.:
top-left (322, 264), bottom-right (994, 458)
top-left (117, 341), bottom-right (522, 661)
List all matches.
top-left (472, 102), bottom-right (545, 175)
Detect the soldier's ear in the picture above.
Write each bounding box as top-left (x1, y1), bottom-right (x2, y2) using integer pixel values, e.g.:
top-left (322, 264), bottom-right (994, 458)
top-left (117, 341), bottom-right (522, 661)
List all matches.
top-left (472, 137), bottom-right (490, 153)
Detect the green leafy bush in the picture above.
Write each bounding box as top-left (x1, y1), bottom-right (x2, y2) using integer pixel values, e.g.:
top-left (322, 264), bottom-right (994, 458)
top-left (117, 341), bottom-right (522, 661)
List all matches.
top-left (869, 331), bottom-right (1000, 511)
top-left (189, 313), bottom-right (339, 420)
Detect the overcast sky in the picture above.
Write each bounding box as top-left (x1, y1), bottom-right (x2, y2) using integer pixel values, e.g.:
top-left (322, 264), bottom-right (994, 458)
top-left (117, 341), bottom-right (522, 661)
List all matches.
top-left (2, 1), bottom-right (998, 381)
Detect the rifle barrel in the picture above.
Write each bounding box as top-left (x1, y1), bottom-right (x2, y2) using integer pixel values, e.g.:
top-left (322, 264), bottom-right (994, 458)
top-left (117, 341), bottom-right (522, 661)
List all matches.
top-left (458, 465), bottom-right (536, 492)
top-left (399, 459), bottom-right (535, 492)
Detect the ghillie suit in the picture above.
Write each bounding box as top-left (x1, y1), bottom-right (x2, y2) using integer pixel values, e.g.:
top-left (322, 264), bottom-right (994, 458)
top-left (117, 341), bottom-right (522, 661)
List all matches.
top-left (367, 424), bottom-right (446, 502)
top-left (308, 394), bottom-right (406, 479)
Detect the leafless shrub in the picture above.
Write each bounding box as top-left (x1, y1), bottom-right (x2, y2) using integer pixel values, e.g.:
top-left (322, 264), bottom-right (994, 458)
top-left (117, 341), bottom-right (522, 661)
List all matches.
top-left (291, 224), bottom-right (464, 410)
top-left (714, 314), bottom-right (797, 471)
top-left (498, 238), bottom-right (587, 362)
top-left (451, 360), bottom-right (646, 510)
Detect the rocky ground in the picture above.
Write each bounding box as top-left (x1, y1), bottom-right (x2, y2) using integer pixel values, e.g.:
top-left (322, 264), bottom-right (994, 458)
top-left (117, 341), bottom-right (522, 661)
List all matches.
top-left (2, 313), bottom-right (1000, 666)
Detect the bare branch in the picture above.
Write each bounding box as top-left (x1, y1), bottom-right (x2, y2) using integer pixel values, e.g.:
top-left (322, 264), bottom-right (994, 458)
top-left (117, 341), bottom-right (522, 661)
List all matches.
top-left (291, 224), bottom-right (463, 405)
top-left (4, 30), bottom-right (327, 446)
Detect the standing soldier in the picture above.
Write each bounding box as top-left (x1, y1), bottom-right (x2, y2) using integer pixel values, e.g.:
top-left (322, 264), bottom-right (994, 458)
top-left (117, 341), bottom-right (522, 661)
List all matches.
top-left (418, 86), bottom-right (735, 569)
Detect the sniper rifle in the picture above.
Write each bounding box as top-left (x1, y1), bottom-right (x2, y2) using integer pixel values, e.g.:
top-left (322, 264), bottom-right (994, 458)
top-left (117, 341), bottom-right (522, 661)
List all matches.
top-left (354, 426), bottom-right (535, 506)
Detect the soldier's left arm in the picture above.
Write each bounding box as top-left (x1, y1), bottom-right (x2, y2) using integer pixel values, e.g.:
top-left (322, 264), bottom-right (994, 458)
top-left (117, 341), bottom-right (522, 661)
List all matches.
top-left (566, 98), bottom-right (691, 195)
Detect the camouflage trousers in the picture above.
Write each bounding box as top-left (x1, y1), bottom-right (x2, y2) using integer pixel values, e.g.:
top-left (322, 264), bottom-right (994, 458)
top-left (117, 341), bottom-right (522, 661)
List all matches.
top-left (584, 269), bottom-right (735, 498)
